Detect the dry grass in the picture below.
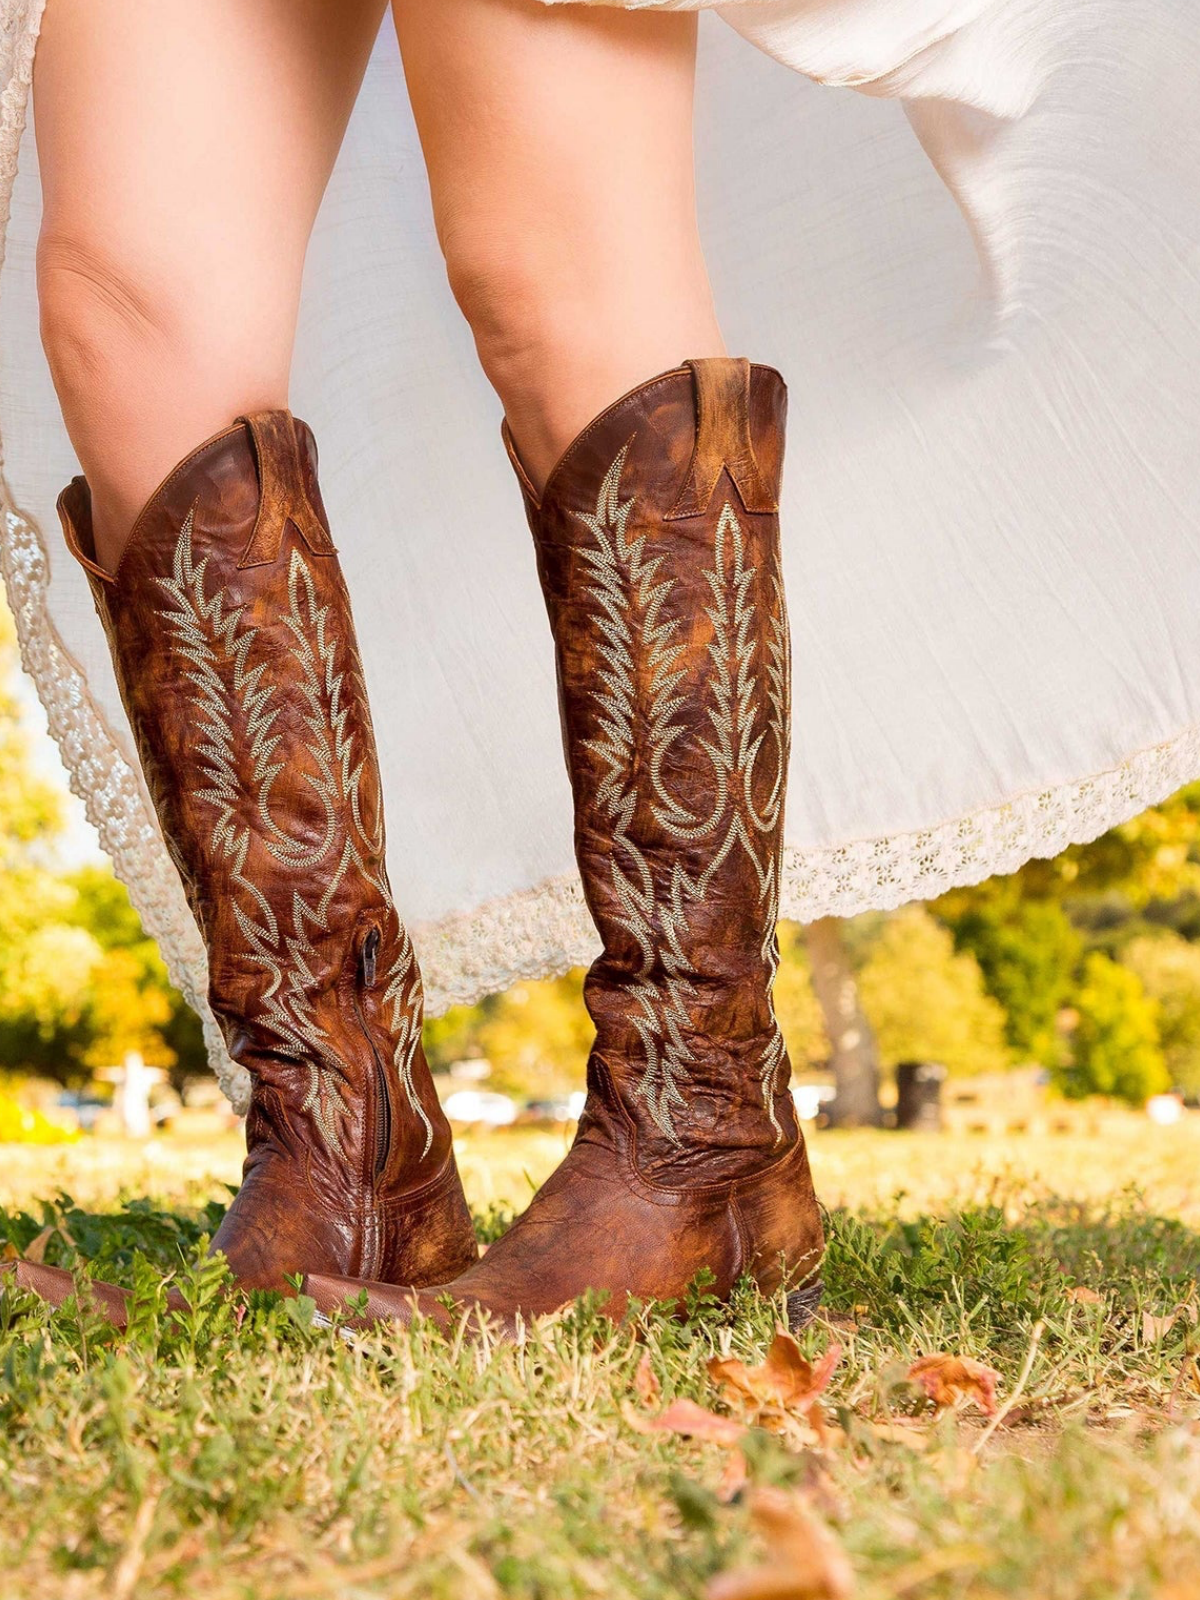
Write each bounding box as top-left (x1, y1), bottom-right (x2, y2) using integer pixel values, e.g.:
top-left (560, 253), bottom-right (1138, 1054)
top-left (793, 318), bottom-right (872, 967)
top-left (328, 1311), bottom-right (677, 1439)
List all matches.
top-left (1, 1115), bottom-right (1198, 1599)
top-left (4, 1106), bottom-right (1195, 1223)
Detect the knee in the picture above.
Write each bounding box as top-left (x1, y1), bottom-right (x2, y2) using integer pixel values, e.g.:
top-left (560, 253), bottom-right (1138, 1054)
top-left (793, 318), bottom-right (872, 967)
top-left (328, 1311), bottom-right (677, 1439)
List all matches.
top-left (439, 218), bottom-right (581, 411)
top-left (36, 233), bottom-right (172, 410)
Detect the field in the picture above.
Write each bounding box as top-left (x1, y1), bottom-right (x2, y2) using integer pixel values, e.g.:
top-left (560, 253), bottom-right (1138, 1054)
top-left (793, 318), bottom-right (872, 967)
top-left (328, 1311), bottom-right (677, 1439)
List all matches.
top-left (2, 1115), bottom-right (1199, 1599)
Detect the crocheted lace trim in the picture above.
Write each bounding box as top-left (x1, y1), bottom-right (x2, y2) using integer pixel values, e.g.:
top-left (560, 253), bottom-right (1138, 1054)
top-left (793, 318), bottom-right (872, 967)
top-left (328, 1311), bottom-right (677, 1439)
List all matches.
top-left (3, 4), bottom-right (1199, 1112)
top-left (424, 723), bottom-right (1200, 1011)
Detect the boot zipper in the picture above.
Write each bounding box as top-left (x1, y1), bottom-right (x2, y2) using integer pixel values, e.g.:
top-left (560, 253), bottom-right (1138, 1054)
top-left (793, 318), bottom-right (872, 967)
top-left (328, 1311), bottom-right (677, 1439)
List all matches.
top-left (352, 925), bottom-right (391, 1185)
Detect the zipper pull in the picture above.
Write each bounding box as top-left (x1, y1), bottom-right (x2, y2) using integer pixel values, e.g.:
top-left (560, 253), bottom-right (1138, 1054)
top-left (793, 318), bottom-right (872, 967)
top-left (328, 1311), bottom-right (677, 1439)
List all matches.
top-left (359, 925), bottom-right (381, 989)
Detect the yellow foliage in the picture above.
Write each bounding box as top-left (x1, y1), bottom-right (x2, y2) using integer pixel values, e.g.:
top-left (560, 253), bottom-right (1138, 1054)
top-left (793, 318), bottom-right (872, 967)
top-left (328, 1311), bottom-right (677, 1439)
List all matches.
top-left (0, 1090), bottom-right (78, 1145)
top-left (773, 923), bottom-right (830, 1070)
top-left (475, 972), bottom-right (594, 1098)
top-left (82, 948), bottom-right (176, 1070)
top-left (857, 906), bottom-right (1012, 1077)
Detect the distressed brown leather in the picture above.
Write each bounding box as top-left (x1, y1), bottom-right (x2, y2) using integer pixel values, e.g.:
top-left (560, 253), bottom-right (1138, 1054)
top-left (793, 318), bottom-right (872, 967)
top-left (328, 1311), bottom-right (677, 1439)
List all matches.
top-left (307, 360), bottom-right (824, 1333)
top-left (0, 1259), bottom-right (189, 1330)
top-left (53, 414), bottom-right (478, 1293)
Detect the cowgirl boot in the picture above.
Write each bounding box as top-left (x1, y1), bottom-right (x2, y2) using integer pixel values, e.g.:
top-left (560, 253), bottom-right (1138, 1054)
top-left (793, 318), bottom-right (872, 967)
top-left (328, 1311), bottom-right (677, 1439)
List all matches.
top-left (26, 412), bottom-right (478, 1304)
top-left (307, 359), bottom-right (824, 1333)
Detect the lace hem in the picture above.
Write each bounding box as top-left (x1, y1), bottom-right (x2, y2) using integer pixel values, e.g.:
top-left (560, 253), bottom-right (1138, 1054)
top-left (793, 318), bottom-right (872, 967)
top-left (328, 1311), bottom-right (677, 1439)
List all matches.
top-left (420, 723), bottom-right (1200, 1013)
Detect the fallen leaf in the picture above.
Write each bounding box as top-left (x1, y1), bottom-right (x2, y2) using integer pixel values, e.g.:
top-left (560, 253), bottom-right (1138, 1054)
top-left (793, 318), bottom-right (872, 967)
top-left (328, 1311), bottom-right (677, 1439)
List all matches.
top-left (1143, 1309), bottom-right (1181, 1343)
top-left (1066, 1286), bottom-right (1103, 1305)
top-left (707, 1486), bottom-right (853, 1600)
top-left (625, 1397), bottom-right (745, 1448)
top-left (709, 1334), bottom-right (841, 1418)
top-left (22, 1226), bottom-right (57, 1265)
top-left (908, 1354), bottom-right (1000, 1417)
top-left (634, 1350), bottom-right (662, 1409)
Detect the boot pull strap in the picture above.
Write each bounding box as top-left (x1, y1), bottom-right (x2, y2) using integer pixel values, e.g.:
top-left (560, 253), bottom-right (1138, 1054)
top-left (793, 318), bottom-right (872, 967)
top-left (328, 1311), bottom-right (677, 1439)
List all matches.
top-left (666, 358), bottom-right (778, 520)
top-left (237, 410), bottom-right (336, 568)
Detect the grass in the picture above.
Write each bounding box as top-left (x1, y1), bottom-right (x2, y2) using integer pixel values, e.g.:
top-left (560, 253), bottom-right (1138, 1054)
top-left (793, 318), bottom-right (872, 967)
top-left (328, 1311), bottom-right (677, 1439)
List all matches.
top-left (1, 1119), bottom-right (1198, 1598)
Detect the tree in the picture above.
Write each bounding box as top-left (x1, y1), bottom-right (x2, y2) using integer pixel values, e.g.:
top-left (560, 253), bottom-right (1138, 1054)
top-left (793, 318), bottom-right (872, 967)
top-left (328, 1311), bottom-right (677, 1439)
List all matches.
top-left (0, 600), bottom-right (94, 1075)
top-left (856, 907), bottom-right (1012, 1077)
top-left (64, 866), bottom-right (187, 1074)
top-left (1121, 933), bottom-right (1200, 1096)
top-left (425, 972), bottom-right (593, 1100)
top-left (1019, 783), bottom-right (1200, 906)
top-left (0, 602), bottom-right (202, 1086)
top-left (1057, 952), bottom-right (1169, 1105)
top-left (804, 916), bottom-right (883, 1125)
top-left (937, 887), bottom-right (1081, 1065)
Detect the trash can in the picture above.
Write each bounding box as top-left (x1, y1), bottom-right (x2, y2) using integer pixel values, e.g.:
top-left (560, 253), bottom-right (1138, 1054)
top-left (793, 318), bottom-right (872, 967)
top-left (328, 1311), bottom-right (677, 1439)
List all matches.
top-left (895, 1061), bottom-right (946, 1132)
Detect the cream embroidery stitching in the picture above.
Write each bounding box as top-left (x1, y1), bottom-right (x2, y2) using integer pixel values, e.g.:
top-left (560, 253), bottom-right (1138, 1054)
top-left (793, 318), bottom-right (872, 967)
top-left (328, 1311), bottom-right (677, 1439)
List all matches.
top-left (154, 519), bottom-right (429, 1153)
top-left (575, 452), bottom-right (789, 1143)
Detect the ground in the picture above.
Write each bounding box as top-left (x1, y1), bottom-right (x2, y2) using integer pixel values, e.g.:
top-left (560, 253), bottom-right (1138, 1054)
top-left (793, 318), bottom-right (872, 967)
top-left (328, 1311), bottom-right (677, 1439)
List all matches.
top-left (1, 1115), bottom-right (1198, 1599)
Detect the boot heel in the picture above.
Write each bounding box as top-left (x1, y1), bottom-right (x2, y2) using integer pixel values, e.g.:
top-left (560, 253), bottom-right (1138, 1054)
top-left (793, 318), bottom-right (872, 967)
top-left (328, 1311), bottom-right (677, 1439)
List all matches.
top-left (785, 1279), bottom-right (823, 1331)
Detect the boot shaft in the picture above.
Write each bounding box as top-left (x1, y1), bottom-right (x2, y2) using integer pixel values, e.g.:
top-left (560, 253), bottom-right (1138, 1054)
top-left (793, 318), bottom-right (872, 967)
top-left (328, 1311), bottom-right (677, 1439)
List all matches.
top-left (510, 360), bottom-right (798, 1170)
top-left (58, 414), bottom-right (449, 1201)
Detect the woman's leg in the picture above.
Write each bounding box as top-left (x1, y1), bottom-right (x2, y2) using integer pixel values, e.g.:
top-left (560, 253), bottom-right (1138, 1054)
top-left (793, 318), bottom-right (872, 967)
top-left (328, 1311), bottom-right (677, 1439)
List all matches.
top-left (34, 0), bottom-right (387, 570)
top-left (391, 0), bottom-right (725, 490)
top-left (27, 0), bottom-right (480, 1302)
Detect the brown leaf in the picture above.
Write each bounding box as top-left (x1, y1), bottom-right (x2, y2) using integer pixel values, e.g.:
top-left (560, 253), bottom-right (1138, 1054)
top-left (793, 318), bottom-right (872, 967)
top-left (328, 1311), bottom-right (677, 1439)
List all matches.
top-left (1145, 1300), bottom-right (1199, 1343)
top-left (22, 1226), bottom-right (57, 1265)
top-left (709, 1334), bottom-right (841, 1420)
top-left (634, 1350), bottom-right (662, 1409)
top-left (908, 1354), bottom-right (1000, 1417)
top-left (1066, 1286), bottom-right (1104, 1305)
top-left (1143, 1309), bottom-right (1181, 1343)
top-left (625, 1397), bottom-right (745, 1448)
top-left (707, 1486), bottom-right (854, 1600)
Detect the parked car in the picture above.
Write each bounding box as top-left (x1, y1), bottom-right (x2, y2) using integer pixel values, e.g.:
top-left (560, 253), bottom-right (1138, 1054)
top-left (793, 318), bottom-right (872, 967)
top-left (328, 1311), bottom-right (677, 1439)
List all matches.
top-left (441, 1089), bottom-right (518, 1127)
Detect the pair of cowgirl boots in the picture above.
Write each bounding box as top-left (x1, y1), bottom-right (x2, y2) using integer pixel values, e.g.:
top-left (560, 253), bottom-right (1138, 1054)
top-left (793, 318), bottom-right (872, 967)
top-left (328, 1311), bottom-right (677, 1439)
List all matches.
top-left (5, 360), bottom-right (822, 1335)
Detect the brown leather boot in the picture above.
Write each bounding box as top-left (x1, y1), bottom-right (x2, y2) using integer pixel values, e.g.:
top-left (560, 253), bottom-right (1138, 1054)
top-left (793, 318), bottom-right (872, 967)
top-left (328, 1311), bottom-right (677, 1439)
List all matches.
top-left (45, 412), bottom-right (479, 1296)
top-left (307, 359), bottom-right (824, 1334)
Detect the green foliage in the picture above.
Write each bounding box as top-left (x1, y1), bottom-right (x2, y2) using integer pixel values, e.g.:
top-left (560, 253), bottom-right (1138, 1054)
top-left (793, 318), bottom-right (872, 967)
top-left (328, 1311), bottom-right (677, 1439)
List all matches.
top-left (938, 887), bottom-right (1082, 1065)
top-left (0, 602), bottom-right (207, 1087)
top-left (855, 907), bottom-right (1012, 1077)
top-left (1120, 932), bottom-right (1200, 1094)
top-left (63, 867), bottom-right (181, 1072)
top-left (0, 603), bottom-right (99, 1072)
top-left (1056, 952), bottom-right (1169, 1105)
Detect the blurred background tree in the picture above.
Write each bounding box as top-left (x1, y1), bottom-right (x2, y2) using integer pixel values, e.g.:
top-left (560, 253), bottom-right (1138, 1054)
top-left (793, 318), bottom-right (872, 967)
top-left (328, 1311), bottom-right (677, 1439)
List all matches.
top-left (1055, 952), bottom-right (1169, 1103)
top-left (1119, 934), bottom-right (1200, 1096)
top-left (855, 907), bottom-right (1011, 1078)
top-left (0, 602), bottom-right (203, 1090)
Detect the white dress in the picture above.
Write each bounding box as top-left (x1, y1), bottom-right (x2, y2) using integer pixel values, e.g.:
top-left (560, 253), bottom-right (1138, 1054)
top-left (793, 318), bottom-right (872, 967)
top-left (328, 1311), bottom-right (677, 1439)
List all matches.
top-left (1, 0), bottom-right (1198, 1113)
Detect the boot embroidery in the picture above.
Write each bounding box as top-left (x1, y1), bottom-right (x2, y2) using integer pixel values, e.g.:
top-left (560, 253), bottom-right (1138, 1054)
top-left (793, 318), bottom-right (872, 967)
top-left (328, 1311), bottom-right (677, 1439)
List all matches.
top-left (576, 450), bottom-right (790, 1142)
top-left (155, 514), bottom-right (430, 1155)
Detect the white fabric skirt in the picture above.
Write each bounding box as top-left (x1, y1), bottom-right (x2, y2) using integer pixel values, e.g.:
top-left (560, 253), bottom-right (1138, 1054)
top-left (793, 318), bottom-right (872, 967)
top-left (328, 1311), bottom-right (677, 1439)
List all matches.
top-left (2, 0), bottom-right (1199, 1112)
